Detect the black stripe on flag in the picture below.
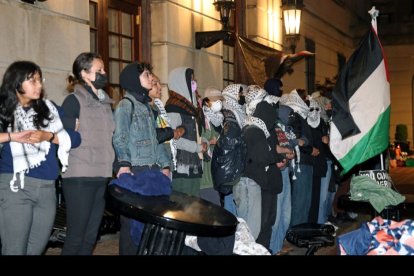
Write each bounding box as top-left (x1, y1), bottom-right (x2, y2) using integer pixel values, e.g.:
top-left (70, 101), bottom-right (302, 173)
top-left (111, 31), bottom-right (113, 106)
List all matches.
top-left (332, 27), bottom-right (384, 139)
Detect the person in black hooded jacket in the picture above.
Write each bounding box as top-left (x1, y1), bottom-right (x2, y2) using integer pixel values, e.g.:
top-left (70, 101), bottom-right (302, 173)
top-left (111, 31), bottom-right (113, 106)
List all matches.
top-left (234, 101), bottom-right (281, 249)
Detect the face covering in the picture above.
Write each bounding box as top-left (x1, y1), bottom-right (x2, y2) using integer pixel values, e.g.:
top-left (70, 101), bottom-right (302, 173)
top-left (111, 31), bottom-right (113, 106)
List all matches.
top-left (191, 80), bottom-right (197, 93)
top-left (210, 100), bottom-right (222, 113)
top-left (238, 95), bottom-right (246, 106)
top-left (91, 73), bottom-right (108, 90)
top-left (326, 109), bottom-right (333, 119)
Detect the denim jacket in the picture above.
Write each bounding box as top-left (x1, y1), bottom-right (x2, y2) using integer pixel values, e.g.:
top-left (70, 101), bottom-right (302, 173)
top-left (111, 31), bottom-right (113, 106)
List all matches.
top-left (113, 94), bottom-right (170, 169)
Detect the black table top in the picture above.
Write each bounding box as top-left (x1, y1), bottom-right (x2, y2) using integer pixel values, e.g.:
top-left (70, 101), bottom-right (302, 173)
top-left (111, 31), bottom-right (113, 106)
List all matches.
top-left (108, 185), bottom-right (238, 237)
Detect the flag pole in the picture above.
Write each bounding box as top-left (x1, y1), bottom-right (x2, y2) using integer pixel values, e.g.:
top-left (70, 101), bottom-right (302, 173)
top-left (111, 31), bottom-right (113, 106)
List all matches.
top-left (368, 6), bottom-right (386, 171)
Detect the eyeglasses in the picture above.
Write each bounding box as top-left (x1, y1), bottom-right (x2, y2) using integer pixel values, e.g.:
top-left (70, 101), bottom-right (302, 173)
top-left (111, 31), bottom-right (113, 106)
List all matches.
top-left (310, 107), bottom-right (320, 112)
top-left (26, 77), bottom-right (45, 85)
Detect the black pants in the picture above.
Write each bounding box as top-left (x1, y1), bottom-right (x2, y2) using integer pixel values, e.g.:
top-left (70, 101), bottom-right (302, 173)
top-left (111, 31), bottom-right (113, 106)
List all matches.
top-left (61, 177), bottom-right (108, 255)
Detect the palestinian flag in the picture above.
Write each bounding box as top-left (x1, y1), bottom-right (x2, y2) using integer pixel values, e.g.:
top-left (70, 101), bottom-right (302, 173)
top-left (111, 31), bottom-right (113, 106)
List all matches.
top-left (329, 18), bottom-right (390, 174)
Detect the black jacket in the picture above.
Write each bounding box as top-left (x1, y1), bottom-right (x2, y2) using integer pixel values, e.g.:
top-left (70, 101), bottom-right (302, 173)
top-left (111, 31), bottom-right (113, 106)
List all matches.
top-left (211, 109), bottom-right (246, 195)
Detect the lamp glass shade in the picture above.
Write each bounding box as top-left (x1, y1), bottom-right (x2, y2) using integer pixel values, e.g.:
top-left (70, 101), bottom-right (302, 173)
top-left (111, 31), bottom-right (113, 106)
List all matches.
top-left (283, 8), bottom-right (301, 35)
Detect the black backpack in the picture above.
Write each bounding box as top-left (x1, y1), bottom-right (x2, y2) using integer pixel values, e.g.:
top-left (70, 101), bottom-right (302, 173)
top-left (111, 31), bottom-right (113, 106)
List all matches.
top-left (211, 116), bottom-right (247, 195)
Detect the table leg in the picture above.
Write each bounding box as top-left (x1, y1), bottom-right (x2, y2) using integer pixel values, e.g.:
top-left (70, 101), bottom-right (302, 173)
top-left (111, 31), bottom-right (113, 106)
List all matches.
top-left (137, 223), bottom-right (185, 255)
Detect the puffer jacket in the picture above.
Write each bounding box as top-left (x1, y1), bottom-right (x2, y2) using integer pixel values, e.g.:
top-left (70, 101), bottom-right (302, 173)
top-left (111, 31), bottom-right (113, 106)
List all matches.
top-left (211, 109), bottom-right (246, 195)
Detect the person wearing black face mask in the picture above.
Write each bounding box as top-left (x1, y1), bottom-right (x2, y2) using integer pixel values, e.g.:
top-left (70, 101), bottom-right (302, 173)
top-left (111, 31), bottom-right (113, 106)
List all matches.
top-left (91, 71), bottom-right (108, 90)
top-left (60, 52), bottom-right (115, 255)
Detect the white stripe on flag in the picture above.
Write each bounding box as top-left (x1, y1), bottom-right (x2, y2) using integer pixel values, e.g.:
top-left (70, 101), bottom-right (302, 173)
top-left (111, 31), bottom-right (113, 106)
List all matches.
top-left (330, 60), bottom-right (390, 160)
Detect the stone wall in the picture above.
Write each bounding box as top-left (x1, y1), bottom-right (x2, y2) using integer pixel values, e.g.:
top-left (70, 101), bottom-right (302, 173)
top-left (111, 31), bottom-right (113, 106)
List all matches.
top-left (0, 0), bottom-right (89, 104)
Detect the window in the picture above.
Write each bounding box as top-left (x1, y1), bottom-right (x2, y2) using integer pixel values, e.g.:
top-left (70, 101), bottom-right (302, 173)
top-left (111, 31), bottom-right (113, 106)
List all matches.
top-left (89, 0), bottom-right (141, 104)
top-left (223, 45), bottom-right (235, 87)
top-left (222, 1), bottom-right (237, 88)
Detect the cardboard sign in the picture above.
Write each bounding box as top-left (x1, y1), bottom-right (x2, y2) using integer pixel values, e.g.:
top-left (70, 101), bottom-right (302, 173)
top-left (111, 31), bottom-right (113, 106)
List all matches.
top-left (358, 170), bottom-right (392, 188)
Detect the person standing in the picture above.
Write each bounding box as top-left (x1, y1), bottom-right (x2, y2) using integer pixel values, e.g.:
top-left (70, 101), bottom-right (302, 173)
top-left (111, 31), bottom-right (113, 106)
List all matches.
top-left (60, 52), bottom-right (115, 255)
top-left (113, 62), bottom-right (171, 255)
top-left (0, 61), bottom-right (72, 255)
top-left (199, 87), bottom-right (224, 205)
top-left (165, 67), bottom-right (207, 196)
top-left (148, 74), bottom-right (185, 172)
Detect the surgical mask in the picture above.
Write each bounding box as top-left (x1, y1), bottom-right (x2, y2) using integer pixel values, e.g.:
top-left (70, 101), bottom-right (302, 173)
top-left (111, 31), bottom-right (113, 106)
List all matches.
top-left (91, 73), bottom-right (108, 90)
top-left (210, 100), bottom-right (222, 113)
top-left (191, 80), bottom-right (197, 93)
top-left (238, 95), bottom-right (246, 106)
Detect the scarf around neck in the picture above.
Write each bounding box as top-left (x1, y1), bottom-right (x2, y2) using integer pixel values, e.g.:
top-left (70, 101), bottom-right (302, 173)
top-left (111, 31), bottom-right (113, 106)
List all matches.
top-left (9, 99), bottom-right (71, 192)
top-left (245, 116), bottom-right (270, 139)
top-left (203, 106), bottom-right (224, 128)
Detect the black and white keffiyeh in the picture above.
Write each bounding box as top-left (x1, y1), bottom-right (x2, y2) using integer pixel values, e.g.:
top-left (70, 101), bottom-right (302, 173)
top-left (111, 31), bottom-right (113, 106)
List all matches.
top-left (279, 89), bottom-right (309, 120)
top-left (245, 116), bottom-right (270, 139)
top-left (154, 98), bottom-right (179, 171)
top-left (9, 99), bottom-right (71, 192)
top-left (154, 98), bottom-right (171, 127)
top-left (222, 84), bottom-right (246, 128)
top-left (246, 85), bottom-right (268, 116)
top-left (203, 106), bottom-right (224, 127)
top-left (307, 98), bottom-right (321, 128)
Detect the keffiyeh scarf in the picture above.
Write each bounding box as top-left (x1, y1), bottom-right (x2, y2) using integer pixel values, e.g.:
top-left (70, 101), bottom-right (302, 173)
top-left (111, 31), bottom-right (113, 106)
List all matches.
top-left (307, 99), bottom-right (321, 128)
top-left (154, 98), bottom-right (179, 171)
top-left (203, 106), bottom-right (224, 128)
top-left (222, 84), bottom-right (246, 128)
top-left (279, 89), bottom-right (309, 120)
top-left (245, 116), bottom-right (270, 139)
top-left (9, 99), bottom-right (71, 192)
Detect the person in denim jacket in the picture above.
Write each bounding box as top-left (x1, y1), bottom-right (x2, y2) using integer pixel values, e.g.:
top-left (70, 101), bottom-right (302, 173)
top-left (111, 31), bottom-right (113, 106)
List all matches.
top-left (113, 62), bottom-right (171, 255)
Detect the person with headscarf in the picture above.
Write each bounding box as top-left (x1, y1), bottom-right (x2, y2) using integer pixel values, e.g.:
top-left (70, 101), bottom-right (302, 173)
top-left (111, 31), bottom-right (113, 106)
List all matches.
top-left (211, 83), bottom-right (247, 214)
top-left (112, 62), bottom-right (171, 255)
top-left (234, 101), bottom-right (280, 248)
top-left (309, 93), bottom-right (335, 223)
top-left (165, 67), bottom-right (207, 196)
top-left (199, 87), bottom-right (224, 205)
top-left (306, 99), bottom-right (329, 223)
top-left (279, 89), bottom-right (315, 226)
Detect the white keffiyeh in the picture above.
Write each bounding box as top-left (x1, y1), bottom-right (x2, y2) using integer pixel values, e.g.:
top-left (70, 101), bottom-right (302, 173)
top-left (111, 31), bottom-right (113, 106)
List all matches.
top-left (203, 106), bottom-right (224, 127)
top-left (279, 89), bottom-right (309, 120)
top-left (9, 99), bottom-right (71, 192)
top-left (222, 84), bottom-right (246, 129)
top-left (245, 116), bottom-right (270, 139)
top-left (154, 98), bottom-right (171, 127)
top-left (245, 85), bottom-right (268, 116)
top-left (307, 99), bottom-right (321, 128)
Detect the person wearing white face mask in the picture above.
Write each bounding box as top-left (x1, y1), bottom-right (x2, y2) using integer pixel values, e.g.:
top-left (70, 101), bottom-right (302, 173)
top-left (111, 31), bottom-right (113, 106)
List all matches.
top-left (199, 87), bottom-right (224, 205)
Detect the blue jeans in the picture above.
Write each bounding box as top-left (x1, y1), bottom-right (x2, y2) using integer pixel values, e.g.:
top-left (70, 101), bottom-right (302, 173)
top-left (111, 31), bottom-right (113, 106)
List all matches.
top-left (318, 160), bottom-right (332, 224)
top-left (269, 168), bottom-right (291, 254)
top-left (233, 177), bottom-right (262, 239)
top-left (290, 164), bottom-right (313, 227)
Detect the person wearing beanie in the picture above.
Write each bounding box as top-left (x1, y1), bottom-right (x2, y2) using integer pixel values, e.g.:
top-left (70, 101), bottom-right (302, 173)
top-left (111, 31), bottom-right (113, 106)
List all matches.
top-left (60, 52), bottom-right (115, 255)
top-left (113, 62), bottom-right (171, 255)
top-left (264, 78), bottom-right (283, 97)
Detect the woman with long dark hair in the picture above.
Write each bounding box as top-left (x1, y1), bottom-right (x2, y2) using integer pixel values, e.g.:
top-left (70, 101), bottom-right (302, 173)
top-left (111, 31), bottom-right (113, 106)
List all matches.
top-left (0, 61), bottom-right (72, 255)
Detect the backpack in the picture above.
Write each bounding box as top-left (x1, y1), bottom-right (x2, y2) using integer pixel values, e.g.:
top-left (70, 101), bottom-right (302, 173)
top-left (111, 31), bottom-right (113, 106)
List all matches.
top-left (211, 116), bottom-right (247, 195)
